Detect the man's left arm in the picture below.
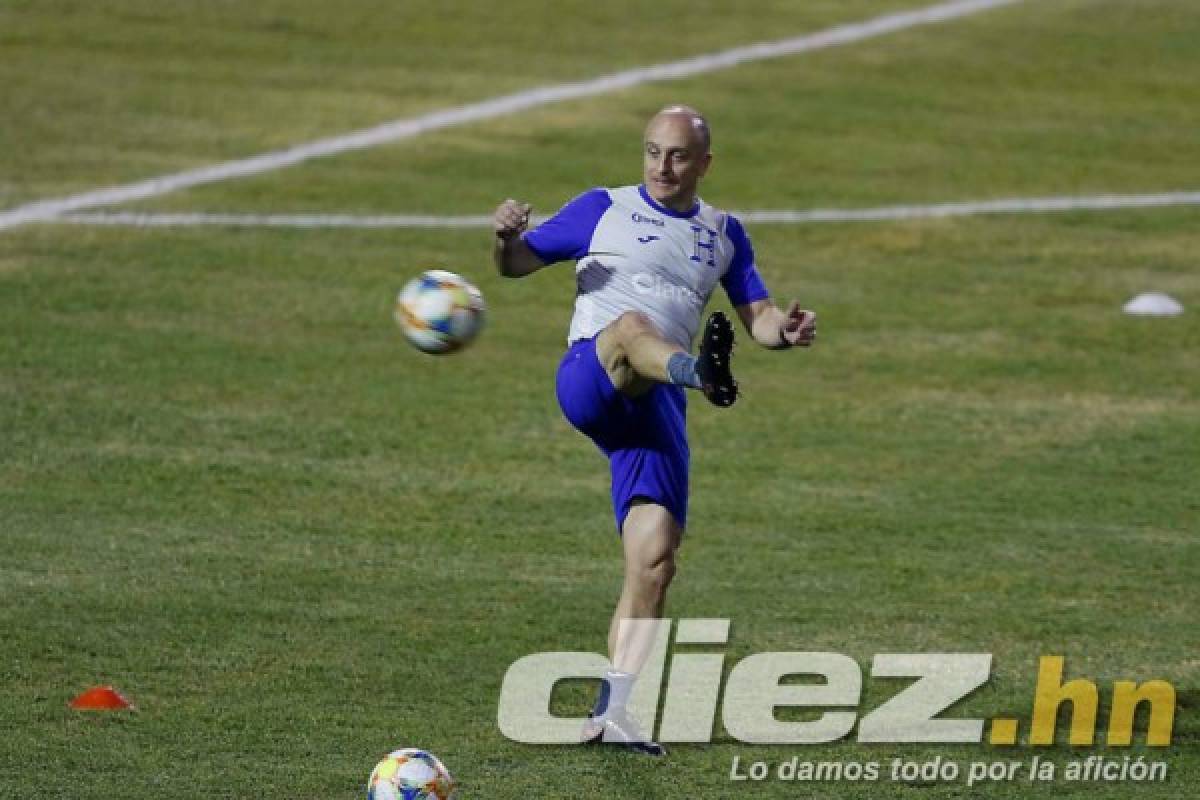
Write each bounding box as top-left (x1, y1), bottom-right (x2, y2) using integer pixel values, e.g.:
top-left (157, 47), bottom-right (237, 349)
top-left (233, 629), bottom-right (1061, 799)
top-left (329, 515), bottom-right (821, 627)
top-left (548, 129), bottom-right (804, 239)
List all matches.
top-left (735, 299), bottom-right (816, 350)
top-left (720, 214), bottom-right (816, 350)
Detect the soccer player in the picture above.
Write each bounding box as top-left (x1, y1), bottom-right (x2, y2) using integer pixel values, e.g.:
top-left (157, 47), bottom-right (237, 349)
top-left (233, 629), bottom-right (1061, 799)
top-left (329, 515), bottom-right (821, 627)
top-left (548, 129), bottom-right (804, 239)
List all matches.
top-left (493, 105), bottom-right (816, 755)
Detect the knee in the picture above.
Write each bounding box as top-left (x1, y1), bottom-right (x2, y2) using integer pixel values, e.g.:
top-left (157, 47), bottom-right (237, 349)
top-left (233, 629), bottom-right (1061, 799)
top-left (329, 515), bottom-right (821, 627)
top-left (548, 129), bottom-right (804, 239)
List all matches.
top-left (635, 553), bottom-right (677, 598)
top-left (611, 311), bottom-right (655, 345)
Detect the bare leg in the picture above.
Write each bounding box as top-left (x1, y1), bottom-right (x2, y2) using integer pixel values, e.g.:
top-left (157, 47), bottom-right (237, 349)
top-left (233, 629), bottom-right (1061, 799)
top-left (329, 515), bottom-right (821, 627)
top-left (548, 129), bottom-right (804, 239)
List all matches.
top-left (608, 501), bottom-right (681, 673)
top-left (595, 312), bottom-right (685, 396)
top-left (581, 501), bottom-right (678, 752)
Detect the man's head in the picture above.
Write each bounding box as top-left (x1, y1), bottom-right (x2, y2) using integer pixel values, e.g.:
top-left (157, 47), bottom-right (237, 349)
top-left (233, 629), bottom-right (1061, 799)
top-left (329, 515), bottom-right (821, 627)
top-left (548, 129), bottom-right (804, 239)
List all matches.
top-left (643, 105), bottom-right (712, 212)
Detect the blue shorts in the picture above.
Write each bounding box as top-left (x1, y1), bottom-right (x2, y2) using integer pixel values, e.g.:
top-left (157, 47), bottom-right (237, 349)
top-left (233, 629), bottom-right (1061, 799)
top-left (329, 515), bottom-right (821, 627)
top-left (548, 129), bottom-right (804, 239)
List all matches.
top-left (555, 337), bottom-right (689, 532)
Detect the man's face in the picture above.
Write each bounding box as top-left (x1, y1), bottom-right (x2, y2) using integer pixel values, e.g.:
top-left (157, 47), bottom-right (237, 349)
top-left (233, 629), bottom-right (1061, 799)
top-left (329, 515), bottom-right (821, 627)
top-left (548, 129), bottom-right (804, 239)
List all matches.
top-left (642, 114), bottom-right (711, 210)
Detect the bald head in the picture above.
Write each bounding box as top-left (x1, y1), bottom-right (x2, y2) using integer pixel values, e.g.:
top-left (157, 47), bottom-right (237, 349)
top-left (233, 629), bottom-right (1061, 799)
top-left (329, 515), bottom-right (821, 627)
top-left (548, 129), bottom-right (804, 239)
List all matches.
top-left (642, 105), bottom-right (713, 212)
top-left (647, 105), bottom-right (711, 154)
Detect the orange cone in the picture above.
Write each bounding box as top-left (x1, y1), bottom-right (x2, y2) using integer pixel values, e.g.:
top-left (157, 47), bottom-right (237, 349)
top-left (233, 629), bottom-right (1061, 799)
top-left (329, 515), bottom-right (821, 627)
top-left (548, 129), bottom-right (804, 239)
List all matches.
top-left (69, 685), bottom-right (134, 710)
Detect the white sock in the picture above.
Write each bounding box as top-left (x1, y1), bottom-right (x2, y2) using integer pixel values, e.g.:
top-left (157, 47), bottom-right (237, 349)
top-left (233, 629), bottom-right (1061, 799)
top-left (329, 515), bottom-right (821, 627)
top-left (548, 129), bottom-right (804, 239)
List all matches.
top-left (594, 669), bottom-right (636, 718)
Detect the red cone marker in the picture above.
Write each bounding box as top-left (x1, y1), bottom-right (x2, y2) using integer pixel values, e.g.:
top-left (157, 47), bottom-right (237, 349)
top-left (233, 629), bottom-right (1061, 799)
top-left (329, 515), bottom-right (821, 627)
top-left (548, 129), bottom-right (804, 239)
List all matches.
top-left (69, 685), bottom-right (134, 710)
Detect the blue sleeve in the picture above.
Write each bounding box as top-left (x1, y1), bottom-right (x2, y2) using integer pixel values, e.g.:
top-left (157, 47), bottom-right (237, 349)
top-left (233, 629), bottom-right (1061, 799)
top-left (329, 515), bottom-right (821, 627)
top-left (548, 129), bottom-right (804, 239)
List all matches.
top-left (521, 188), bottom-right (612, 264)
top-left (721, 214), bottom-right (770, 307)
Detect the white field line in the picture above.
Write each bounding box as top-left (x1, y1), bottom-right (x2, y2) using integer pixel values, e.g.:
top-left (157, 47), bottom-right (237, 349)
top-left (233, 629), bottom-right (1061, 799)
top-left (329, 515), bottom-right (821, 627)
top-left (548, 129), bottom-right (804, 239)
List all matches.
top-left (55, 192), bottom-right (1200, 229)
top-left (0, 0), bottom-right (1023, 232)
top-left (736, 191), bottom-right (1200, 222)
top-left (57, 212), bottom-right (501, 229)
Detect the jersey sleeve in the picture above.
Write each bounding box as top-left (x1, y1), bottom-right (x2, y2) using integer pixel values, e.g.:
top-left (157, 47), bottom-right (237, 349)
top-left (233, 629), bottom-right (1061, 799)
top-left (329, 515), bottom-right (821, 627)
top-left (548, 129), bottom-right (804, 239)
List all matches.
top-left (721, 214), bottom-right (770, 306)
top-left (521, 188), bottom-right (612, 264)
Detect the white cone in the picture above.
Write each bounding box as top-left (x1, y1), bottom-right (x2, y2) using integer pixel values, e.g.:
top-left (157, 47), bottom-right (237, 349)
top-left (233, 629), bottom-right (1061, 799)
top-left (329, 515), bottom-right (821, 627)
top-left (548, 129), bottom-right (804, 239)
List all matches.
top-left (1123, 292), bottom-right (1183, 316)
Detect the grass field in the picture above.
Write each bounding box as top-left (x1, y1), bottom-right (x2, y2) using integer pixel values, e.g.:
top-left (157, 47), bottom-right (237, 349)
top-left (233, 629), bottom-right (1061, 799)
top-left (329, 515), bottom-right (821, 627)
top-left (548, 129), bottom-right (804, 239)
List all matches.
top-left (2, 1), bottom-right (1198, 798)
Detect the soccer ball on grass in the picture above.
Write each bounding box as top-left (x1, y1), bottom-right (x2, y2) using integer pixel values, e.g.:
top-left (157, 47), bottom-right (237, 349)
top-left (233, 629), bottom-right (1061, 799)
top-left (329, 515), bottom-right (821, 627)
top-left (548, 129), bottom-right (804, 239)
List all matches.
top-left (367, 748), bottom-right (457, 800)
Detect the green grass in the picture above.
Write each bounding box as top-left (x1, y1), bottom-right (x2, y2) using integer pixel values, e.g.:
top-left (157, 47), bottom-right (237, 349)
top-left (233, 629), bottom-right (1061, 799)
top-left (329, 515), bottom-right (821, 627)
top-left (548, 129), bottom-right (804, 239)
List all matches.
top-left (0, 0), bottom-right (916, 209)
top-left (113, 0), bottom-right (1200, 216)
top-left (2, 1), bottom-right (1198, 798)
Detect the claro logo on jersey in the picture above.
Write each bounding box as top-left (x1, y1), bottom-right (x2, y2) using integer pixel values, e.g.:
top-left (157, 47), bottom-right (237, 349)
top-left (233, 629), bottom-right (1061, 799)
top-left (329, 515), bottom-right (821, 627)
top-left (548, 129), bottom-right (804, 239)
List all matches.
top-left (630, 272), bottom-right (702, 304)
top-left (496, 619), bottom-right (1176, 746)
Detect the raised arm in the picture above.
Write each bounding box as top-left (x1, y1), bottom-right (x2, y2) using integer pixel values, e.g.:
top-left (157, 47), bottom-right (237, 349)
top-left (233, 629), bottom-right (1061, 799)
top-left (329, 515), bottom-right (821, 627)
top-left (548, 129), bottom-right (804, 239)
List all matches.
top-left (493, 198), bottom-right (546, 278)
top-left (735, 298), bottom-right (817, 349)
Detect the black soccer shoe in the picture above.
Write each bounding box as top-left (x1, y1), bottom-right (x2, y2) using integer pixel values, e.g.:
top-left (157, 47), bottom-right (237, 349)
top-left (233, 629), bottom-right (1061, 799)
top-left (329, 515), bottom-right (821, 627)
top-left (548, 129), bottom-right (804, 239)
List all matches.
top-left (696, 310), bottom-right (737, 407)
top-left (582, 710), bottom-right (667, 757)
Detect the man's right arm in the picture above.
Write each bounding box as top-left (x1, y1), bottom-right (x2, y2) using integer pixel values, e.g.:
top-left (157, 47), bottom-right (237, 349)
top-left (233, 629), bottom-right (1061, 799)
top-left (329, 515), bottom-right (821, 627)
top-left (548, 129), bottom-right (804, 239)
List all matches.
top-left (493, 198), bottom-right (546, 278)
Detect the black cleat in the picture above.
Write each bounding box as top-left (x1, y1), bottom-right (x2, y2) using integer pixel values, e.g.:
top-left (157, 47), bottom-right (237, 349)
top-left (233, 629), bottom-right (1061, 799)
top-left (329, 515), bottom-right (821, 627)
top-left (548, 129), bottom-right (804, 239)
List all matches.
top-left (696, 311), bottom-right (737, 407)
top-left (582, 710), bottom-right (667, 757)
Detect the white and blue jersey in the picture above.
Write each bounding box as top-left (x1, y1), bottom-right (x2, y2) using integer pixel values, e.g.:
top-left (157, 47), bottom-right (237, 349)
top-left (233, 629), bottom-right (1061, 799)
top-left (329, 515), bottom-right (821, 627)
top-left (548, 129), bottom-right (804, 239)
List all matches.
top-left (533, 185), bottom-right (772, 534)
top-left (523, 184), bottom-right (769, 350)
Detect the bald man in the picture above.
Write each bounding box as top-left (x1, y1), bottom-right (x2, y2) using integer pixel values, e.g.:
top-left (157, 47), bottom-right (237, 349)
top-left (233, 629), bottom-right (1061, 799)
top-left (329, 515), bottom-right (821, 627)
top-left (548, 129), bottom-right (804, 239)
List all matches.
top-left (493, 106), bottom-right (816, 755)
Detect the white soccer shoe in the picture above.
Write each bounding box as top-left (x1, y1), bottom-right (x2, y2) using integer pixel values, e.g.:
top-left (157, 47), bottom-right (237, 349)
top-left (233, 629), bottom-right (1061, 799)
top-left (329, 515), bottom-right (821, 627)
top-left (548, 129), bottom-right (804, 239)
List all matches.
top-left (581, 709), bottom-right (667, 757)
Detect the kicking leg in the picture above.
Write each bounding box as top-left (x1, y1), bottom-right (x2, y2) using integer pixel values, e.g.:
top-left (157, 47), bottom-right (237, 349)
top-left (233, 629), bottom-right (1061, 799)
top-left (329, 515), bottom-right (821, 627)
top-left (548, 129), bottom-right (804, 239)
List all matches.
top-left (594, 311), bottom-right (679, 395)
top-left (595, 310), bottom-right (738, 406)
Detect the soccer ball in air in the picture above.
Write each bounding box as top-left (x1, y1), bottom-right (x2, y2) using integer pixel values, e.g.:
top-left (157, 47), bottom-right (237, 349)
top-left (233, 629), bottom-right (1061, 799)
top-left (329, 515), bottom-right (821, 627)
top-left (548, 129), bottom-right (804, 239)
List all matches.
top-left (367, 748), bottom-right (458, 800)
top-left (394, 270), bottom-right (486, 354)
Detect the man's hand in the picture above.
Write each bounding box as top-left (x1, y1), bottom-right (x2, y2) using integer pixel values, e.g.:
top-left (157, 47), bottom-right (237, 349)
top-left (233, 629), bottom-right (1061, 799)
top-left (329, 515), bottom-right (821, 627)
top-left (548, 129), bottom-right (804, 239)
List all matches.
top-left (780, 300), bottom-right (816, 347)
top-left (494, 198), bottom-right (532, 240)
top-left (493, 198), bottom-right (544, 278)
top-left (735, 298), bottom-right (817, 349)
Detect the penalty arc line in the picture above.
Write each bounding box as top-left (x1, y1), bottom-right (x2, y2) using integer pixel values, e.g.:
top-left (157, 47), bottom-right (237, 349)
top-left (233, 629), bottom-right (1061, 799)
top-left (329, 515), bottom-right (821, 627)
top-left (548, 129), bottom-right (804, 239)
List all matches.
top-left (54, 192), bottom-right (1200, 229)
top-left (0, 0), bottom-right (1025, 232)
